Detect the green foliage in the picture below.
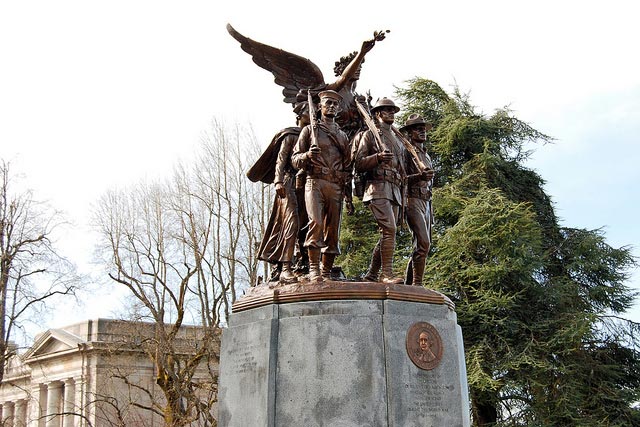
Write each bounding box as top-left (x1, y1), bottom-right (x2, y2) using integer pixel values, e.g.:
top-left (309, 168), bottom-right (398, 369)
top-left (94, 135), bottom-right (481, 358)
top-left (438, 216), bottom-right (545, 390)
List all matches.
top-left (337, 198), bottom-right (412, 279)
top-left (393, 77), bottom-right (640, 426)
top-left (338, 198), bottom-right (379, 277)
top-left (341, 78), bottom-right (639, 425)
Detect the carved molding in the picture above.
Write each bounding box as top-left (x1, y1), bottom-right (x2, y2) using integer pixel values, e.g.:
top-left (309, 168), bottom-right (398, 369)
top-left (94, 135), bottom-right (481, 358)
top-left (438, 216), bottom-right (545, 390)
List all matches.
top-left (233, 281), bottom-right (454, 312)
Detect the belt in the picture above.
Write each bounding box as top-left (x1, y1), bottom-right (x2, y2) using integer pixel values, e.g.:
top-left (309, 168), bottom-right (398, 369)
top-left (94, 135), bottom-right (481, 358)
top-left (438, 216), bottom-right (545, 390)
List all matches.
top-left (308, 166), bottom-right (349, 185)
top-left (369, 169), bottom-right (402, 187)
top-left (408, 187), bottom-right (432, 200)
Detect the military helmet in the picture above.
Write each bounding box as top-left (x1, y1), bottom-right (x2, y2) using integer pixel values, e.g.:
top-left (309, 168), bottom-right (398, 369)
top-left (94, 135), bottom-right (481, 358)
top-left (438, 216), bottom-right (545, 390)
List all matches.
top-left (371, 97), bottom-right (400, 113)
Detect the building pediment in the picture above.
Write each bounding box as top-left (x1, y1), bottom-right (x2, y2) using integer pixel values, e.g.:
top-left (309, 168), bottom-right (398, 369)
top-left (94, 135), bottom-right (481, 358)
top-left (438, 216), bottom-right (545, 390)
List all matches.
top-left (22, 329), bottom-right (84, 361)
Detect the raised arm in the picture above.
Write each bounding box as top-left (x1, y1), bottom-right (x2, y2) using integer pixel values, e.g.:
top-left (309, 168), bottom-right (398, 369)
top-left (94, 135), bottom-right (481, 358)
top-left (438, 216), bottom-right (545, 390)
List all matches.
top-left (327, 30), bottom-right (389, 93)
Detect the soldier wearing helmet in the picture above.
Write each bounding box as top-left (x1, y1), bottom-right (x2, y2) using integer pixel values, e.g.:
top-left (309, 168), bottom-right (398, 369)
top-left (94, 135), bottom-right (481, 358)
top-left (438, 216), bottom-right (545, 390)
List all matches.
top-left (353, 97), bottom-right (406, 284)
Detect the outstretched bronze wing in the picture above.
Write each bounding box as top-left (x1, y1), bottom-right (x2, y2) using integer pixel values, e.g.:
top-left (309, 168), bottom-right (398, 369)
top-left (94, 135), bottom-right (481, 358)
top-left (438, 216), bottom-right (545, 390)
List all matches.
top-left (226, 23), bottom-right (326, 105)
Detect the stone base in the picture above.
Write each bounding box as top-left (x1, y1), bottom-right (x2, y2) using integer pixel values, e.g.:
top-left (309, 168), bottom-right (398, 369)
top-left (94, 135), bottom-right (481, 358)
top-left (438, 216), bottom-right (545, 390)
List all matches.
top-left (218, 282), bottom-right (470, 427)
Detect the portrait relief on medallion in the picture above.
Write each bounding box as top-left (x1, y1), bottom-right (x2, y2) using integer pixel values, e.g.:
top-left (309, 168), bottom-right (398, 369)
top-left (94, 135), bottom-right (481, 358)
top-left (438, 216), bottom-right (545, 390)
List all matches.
top-left (406, 321), bottom-right (443, 370)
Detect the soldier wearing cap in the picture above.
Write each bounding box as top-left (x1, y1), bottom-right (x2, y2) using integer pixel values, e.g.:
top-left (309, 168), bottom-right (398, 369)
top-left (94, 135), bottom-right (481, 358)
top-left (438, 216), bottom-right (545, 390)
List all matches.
top-left (292, 90), bottom-right (352, 282)
top-left (353, 97), bottom-right (406, 284)
top-left (400, 114), bottom-right (435, 286)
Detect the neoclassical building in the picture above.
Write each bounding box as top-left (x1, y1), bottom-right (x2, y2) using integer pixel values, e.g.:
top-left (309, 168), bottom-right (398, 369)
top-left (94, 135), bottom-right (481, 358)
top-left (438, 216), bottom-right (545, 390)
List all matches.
top-left (0, 319), bottom-right (217, 427)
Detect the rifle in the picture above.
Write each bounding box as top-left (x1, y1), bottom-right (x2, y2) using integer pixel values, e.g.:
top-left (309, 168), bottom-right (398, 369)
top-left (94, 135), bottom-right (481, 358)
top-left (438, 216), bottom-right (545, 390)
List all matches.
top-left (354, 99), bottom-right (387, 154)
top-left (391, 125), bottom-right (433, 174)
top-left (307, 90), bottom-right (320, 151)
top-left (355, 98), bottom-right (409, 227)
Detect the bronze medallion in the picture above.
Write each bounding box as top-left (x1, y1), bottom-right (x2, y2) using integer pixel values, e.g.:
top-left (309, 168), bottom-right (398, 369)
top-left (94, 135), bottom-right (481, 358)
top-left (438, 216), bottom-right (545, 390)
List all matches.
top-left (406, 322), bottom-right (443, 370)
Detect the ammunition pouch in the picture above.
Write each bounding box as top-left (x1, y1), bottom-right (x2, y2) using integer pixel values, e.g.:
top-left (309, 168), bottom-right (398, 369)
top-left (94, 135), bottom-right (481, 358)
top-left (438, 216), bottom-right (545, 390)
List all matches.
top-left (368, 168), bottom-right (402, 187)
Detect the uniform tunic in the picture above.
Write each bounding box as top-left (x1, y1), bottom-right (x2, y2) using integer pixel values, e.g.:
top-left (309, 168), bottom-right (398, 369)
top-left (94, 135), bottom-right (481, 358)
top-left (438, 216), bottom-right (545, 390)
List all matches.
top-left (292, 121), bottom-right (350, 254)
top-left (405, 143), bottom-right (434, 265)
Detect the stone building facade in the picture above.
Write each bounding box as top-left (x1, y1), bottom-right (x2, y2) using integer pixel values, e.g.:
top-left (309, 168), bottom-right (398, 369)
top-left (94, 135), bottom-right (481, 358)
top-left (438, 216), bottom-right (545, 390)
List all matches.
top-left (0, 319), bottom-right (217, 426)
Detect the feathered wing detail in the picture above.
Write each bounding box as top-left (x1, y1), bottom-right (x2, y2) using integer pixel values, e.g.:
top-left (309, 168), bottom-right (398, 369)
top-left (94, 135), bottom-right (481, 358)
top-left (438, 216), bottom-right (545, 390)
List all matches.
top-left (226, 24), bottom-right (326, 105)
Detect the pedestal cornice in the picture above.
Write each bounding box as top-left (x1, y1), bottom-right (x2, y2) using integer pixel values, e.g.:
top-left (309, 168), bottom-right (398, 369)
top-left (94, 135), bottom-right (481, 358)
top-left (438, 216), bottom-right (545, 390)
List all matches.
top-left (233, 281), bottom-right (454, 313)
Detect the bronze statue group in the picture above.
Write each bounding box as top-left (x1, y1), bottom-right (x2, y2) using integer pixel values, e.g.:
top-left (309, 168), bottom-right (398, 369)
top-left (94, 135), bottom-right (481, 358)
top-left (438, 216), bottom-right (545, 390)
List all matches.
top-left (234, 25), bottom-right (433, 287)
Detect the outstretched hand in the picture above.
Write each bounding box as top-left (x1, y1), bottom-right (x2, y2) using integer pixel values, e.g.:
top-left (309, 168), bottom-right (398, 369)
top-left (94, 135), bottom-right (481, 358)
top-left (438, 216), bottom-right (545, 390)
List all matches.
top-left (361, 30), bottom-right (390, 54)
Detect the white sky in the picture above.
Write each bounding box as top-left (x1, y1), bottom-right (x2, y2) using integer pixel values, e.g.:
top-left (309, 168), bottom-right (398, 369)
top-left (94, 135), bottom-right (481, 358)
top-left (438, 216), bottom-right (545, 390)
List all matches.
top-left (1, 0), bottom-right (639, 330)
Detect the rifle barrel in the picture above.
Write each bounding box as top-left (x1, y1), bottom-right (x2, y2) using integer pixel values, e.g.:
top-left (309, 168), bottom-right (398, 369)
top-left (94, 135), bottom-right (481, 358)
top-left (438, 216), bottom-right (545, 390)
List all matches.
top-left (391, 126), bottom-right (430, 172)
top-left (354, 100), bottom-right (386, 153)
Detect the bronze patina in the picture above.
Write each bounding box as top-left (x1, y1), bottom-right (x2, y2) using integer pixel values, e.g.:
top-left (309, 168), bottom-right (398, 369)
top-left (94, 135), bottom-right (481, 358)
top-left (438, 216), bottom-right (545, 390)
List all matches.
top-left (400, 114), bottom-right (435, 286)
top-left (229, 25), bottom-right (436, 289)
top-left (353, 97), bottom-right (406, 285)
top-left (406, 321), bottom-right (443, 371)
top-left (292, 90), bottom-right (351, 282)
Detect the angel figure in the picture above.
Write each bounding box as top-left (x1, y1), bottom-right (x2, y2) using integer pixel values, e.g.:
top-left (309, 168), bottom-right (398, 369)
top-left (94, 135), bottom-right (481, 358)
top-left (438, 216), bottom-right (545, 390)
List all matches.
top-left (226, 24), bottom-right (388, 139)
top-left (235, 24), bottom-right (387, 284)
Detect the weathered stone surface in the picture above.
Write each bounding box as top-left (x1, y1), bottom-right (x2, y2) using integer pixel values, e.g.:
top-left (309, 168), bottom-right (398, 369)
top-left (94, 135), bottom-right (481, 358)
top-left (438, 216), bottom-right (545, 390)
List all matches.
top-left (383, 300), bottom-right (470, 427)
top-left (218, 291), bottom-right (470, 426)
top-left (275, 301), bottom-right (387, 426)
top-left (218, 305), bottom-right (278, 427)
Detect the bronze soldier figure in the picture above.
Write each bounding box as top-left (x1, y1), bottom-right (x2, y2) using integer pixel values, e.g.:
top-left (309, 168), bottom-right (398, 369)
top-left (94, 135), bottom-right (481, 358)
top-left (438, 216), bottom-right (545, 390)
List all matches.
top-left (354, 97), bottom-right (406, 284)
top-left (400, 114), bottom-right (435, 286)
top-left (249, 102), bottom-right (310, 283)
top-left (292, 90), bottom-right (352, 282)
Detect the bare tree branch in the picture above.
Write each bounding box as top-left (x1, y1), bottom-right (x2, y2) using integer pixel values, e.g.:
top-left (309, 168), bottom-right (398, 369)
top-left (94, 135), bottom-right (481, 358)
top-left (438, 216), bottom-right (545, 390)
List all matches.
top-left (0, 159), bottom-right (80, 382)
top-left (91, 119), bottom-right (260, 425)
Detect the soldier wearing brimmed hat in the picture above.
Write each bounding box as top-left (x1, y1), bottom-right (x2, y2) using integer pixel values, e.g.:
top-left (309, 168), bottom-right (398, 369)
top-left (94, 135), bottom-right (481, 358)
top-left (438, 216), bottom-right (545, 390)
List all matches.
top-left (400, 114), bottom-right (435, 286)
top-left (292, 90), bottom-right (353, 282)
top-left (353, 97), bottom-right (406, 284)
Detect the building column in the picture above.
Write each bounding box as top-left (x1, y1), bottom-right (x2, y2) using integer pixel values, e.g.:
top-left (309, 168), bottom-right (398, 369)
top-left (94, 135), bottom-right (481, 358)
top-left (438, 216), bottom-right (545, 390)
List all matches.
top-left (14, 399), bottom-right (27, 427)
top-left (28, 383), bottom-right (47, 427)
top-left (45, 382), bottom-right (63, 427)
top-left (38, 383), bottom-right (48, 427)
top-left (72, 377), bottom-right (83, 427)
top-left (62, 379), bottom-right (76, 427)
top-left (3, 401), bottom-right (15, 427)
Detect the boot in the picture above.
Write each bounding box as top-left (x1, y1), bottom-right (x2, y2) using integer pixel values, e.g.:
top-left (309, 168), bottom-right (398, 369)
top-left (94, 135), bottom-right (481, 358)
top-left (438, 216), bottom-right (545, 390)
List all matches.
top-left (404, 260), bottom-right (413, 286)
top-left (379, 234), bottom-right (404, 285)
top-left (381, 274), bottom-right (404, 285)
top-left (293, 251), bottom-right (309, 274)
top-left (268, 263), bottom-right (281, 282)
top-left (363, 243), bottom-right (381, 282)
top-left (308, 248), bottom-right (323, 283)
top-left (321, 253), bottom-right (336, 280)
top-left (411, 256), bottom-right (426, 287)
top-left (279, 262), bottom-right (298, 283)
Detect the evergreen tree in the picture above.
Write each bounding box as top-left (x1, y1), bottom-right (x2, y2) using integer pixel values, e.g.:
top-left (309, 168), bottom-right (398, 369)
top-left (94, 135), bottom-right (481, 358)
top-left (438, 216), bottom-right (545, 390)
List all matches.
top-left (389, 78), bottom-right (640, 426)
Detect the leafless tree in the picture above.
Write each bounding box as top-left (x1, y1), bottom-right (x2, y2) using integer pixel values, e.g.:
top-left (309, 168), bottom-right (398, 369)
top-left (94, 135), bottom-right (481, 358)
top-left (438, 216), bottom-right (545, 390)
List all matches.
top-left (0, 160), bottom-right (79, 383)
top-left (92, 119), bottom-right (265, 426)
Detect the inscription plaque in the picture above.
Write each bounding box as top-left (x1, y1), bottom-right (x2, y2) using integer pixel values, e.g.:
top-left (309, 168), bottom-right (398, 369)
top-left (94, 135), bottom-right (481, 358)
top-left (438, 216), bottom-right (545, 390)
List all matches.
top-left (406, 321), bottom-right (443, 370)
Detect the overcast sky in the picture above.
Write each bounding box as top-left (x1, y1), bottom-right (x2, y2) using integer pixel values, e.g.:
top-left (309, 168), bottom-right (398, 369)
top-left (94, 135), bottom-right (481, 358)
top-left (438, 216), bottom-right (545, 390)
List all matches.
top-left (1, 0), bottom-right (639, 330)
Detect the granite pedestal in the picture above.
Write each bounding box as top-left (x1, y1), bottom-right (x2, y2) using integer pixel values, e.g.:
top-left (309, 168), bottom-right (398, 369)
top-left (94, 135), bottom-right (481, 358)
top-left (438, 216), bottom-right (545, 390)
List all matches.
top-left (218, 282), bottom-right (470, 427)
